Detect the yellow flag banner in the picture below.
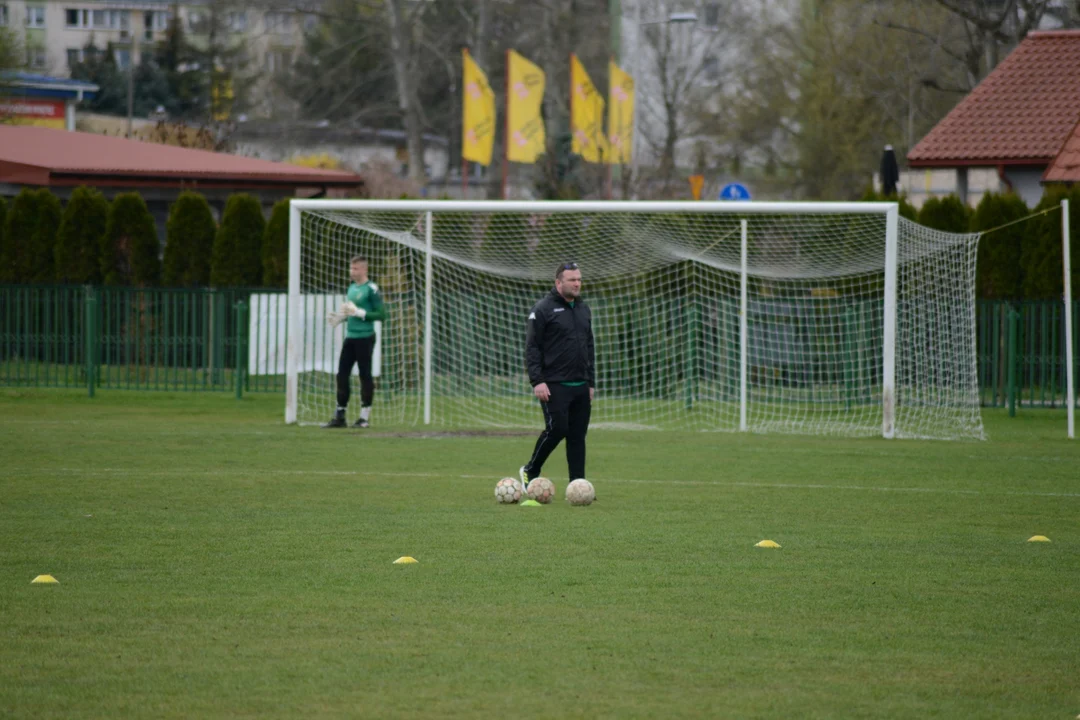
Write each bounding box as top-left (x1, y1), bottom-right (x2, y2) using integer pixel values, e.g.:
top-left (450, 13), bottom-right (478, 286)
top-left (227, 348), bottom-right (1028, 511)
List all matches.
top-left (570, 54), bottom-right (611, 164)
top-left (506, 50), bottom-right (546, 163)
top-left (608, 60), bottom-right (634, 165)
top-left (462, 48), bottom-right (496, 166)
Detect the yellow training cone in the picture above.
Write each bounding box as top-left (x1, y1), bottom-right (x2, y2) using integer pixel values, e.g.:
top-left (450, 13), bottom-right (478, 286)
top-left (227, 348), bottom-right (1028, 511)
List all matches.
top-left (31, 575), bottom-right (59, 584)
top-left (1027, 535), bottom-right (1051, 543)
top-left (754, 540), bottom-right (781, 549)
top-left (393, 556), bottom-right (418, 564)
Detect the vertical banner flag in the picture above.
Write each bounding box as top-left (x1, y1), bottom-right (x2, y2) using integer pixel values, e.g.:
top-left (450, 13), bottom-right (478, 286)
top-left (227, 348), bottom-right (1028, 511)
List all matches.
top-left (608, 60), bottom-right (634, 165)
top-left (570, 54), bottom-right (611, 163)
top-left (462, 48), bottom-right (496, 166)
top-left (506, 50), bottom-right (546, 163)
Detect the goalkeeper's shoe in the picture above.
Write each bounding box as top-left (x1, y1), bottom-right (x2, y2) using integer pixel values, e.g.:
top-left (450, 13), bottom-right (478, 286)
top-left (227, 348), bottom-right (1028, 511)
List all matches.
top-left (322, 416), bottom-right (347, 428)
top-left (352, 418), bottom-right (370, 429)
top-left (518, 466), bottom-right (530, 489)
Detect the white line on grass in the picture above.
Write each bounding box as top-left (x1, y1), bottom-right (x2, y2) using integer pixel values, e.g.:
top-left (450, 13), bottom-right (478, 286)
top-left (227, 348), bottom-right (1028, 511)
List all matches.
top-left (13, 467), bottom-right (1080, 499)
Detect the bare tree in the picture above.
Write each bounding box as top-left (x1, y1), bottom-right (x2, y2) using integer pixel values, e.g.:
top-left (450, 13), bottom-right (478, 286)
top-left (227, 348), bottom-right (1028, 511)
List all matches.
top-left (881, 0), bottom-right (1062, 93)
top-left (633, 1), bottom-right (736, 193)
top-left (696, 0), bottom-right (961, 199)
top-left (384, 0), bottom-right (426, 185)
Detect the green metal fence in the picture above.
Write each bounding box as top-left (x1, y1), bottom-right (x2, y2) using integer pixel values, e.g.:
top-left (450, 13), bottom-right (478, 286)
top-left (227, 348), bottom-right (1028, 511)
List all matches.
top-left (978, 300), bottom-right (1080, 411)
top-left (1, 285), bottom-right (1077, 408)
top-left (0, 285), bottom-right (284, 395)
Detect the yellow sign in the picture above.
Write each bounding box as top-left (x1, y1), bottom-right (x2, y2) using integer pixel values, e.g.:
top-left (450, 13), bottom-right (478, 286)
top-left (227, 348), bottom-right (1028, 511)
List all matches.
top-left (506, 50), bottom-right (546, 164)
top-left (461, 48), bottom-right (496, 166)
top-left (689, 174), bottom-right (705, 200)
top-left (570, 54), bottom-right (610, 164)
top-left (210, 74), bottom-right (234, 122)
top-left (608, 60), bottom-right (634, 164)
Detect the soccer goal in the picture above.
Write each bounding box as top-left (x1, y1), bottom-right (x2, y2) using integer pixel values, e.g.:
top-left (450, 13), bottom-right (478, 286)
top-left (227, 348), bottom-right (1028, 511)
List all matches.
top-left (286, 200), bottom-right (986, 440)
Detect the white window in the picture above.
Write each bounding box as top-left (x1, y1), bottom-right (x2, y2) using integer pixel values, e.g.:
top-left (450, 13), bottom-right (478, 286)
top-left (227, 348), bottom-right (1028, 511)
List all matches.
top-left (0, 5), bottom-right (9, 27)
top-left (25, 5), bottom-right (45, 28)
top-left (265, 12), bottom-right (292, 34)
top-left (28, 47), bottom-right (47, 67)
top-left (187, 10), bottom-right (207, 33)
top-left (702, 54), bottom-right (720, 83)
top-left (113, 47), bottom-right (130, 69)
top-left (65, 8), bottom-right (84, 27)
top-left (303, 13), bottom-right (318, 32)
top-left (144, 10), bottom-right (169, 38)
top-left (90, 9), bottom-right (127, 29)
top-left (226, 10), bottom-right (246, 32)
top-left (67, 47), bottom-right (81, 66)
top-left (702, 2), bottom-right (720, 28)
top-left (265, 49), bottom-right (290, 72)
top-left (149, 10), bottom-right (170, 30)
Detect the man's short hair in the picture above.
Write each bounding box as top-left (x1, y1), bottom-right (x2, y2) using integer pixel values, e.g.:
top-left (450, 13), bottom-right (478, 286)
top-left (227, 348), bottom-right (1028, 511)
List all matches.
top-left (350, 255), bottom-right (367, 265)
top-left (555, 261), bottom-right (579, 280)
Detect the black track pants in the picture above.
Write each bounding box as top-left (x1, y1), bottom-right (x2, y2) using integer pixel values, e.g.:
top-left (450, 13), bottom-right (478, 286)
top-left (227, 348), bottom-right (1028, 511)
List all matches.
top-left (523, 383), bottom-right (591, 481)
top-left (336, 337), bottom-right (375, 408)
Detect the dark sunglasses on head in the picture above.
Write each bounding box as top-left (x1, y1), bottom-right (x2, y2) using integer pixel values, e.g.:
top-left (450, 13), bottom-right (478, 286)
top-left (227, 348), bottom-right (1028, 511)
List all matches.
top-left (562, 262), bottom-right (579, 270)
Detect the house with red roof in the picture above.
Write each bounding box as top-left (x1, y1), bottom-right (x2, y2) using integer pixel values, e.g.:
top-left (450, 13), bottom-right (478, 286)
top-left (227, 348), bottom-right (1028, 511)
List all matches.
top-left (0, 125), bottom-right (365, 237)
top-left (905, 30), bottom-right (1080, 209)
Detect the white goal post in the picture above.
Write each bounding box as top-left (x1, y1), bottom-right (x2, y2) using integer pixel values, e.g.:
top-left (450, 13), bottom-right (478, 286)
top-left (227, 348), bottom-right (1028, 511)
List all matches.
top-left (286, 200), bottom-right (985, 440)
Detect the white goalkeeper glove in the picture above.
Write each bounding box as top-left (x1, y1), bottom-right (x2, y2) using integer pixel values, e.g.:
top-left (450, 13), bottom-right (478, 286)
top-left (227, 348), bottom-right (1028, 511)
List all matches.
top-left (326, 311), bottom-right (347, 328)
top-left (340, 301), bottom-right (366, 320)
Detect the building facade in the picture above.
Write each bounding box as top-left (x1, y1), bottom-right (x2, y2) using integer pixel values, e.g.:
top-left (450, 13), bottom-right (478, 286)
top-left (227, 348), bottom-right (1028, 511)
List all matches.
top-left (0, 0), bottom-right (309, 99)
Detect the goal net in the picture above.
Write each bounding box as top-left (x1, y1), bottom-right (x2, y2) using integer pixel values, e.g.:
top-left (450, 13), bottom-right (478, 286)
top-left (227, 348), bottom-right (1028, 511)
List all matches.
top-left (286, 200), bottom-right (985, 440)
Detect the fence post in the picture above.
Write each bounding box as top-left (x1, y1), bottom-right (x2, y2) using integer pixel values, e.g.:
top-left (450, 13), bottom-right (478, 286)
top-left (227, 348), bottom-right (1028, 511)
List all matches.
top-left (235, 300), bottom-right (248, 400)
top-left (84, 286), bottom-right (98, 397)
top-left (1007, 304), bottom-right (1019, 417)
top-left (214, 289), bottom-right (227, 388)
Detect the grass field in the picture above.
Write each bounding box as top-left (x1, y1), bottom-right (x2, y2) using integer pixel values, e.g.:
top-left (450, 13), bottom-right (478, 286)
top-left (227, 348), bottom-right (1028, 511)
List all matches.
top-left (1, 389), bottom-right (1078, 719)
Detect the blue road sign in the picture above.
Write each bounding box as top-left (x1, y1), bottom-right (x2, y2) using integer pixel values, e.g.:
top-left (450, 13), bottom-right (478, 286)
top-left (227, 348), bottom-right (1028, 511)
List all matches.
top-left (719, 183), bottom-right (752, 201)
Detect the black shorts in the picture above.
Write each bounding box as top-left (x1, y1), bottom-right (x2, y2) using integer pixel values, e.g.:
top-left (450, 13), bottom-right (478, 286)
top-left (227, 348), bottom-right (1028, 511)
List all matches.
top-left (338, 336), bottom-right (375, 379)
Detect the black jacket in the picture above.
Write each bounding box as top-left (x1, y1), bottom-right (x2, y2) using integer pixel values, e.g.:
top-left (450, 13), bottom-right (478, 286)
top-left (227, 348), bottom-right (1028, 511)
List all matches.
top-left (526, 288), bottom-right (595, 387)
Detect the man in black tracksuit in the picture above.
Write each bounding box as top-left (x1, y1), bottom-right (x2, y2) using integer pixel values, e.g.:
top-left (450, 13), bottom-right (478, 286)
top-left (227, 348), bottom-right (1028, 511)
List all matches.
top-left (519, 262), bottom-right (596, 486)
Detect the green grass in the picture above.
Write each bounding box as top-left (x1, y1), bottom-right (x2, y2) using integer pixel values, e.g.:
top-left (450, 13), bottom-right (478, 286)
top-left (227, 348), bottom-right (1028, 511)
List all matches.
top-left (1, 390), bottom-right (1078, 719)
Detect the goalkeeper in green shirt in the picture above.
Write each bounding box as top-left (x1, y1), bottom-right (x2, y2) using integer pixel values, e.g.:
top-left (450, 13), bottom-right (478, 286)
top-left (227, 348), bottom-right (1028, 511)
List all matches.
top-left (323, 256), bottom-right (387, 428)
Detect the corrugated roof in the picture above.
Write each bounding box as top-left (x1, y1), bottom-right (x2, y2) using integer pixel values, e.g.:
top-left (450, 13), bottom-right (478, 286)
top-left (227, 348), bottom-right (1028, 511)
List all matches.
top-left (0, 125), bottom-right (364, 188)
top-left (907, 31), bottom-right (1080, 166)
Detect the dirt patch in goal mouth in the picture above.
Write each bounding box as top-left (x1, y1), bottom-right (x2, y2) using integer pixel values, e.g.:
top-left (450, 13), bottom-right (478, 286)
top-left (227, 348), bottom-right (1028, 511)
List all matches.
top-left (362, 431), bottom-right (534, 438)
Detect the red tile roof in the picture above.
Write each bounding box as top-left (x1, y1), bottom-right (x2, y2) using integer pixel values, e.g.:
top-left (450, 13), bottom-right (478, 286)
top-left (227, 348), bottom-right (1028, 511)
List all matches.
top-left (907, 31), bottom-right (1080, 166)
top-left (0, 125), bottom-right (364, 189)
top-left (1043, 117), bottom-right (1080, 181)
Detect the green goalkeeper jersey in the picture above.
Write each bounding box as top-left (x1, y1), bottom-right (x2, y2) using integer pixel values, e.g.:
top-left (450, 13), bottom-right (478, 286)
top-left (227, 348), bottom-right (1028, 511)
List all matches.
top-left (346, 280), bottom-right (387, 339)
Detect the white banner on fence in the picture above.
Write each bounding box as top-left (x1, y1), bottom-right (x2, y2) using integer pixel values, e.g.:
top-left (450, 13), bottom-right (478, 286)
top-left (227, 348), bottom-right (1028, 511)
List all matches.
top-left (248, 294), bottom-right (381, 377)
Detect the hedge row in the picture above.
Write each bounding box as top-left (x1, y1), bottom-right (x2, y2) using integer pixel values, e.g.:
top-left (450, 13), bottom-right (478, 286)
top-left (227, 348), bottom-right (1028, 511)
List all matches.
top-left (0, 187), bottom-right (289, 289)
top-left (886, 188), bottom-right (1079, 301)
top-left (1, 185), bottom-right (1076, 298)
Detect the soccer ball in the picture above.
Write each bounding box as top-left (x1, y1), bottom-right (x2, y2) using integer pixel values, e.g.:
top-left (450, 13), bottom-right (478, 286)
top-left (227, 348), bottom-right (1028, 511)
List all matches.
top-left (566, 478), bottom-right (595, 506)
top-left (526, 477), bottom-right (555, 504)
top-left (494, 477), bottom-right (524, 504)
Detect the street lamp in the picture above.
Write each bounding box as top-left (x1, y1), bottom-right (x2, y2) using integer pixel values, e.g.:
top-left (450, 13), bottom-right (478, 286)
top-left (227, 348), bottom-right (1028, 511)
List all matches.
top-left (629, 8), bottom-right (697, 192)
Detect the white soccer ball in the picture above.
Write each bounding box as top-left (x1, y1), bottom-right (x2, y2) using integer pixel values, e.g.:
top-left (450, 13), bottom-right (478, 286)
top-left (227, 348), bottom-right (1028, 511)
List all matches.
top-left (494, 477), bottom-right (524, 504)
top-left (565, 478), bottom-right (595, 506)
top-left (526, 477), bottom-right (555, 504)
